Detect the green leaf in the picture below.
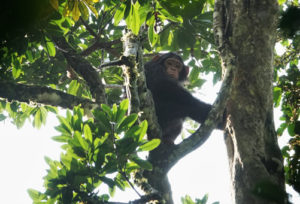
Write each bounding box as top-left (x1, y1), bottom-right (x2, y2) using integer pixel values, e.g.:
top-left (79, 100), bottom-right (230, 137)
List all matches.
top-left (44, 37), bottom-right (56, 57)
top-left (117, 137), bottom-right (137, 154)
top-left (57, 116), bottom-right (73, 134)
top-left (79, 1), bottom-right (89, 20)
top-left (114, 4), bottom-right (125, 26)
top-left (124, 125), bottom-right (140, 138)
top-left (84, 124), bottom-right (93, 143)
top-left (116, 99), bottom-right (129, 123)
top-left (120, 99), bottom-right (129, 111)
top-left (281, 146), bottom-right (289, 158)
top-left (61, 153), bottom-right (72, 170)
top-left (130, 2), bottom-right (141, 35)
top-left (115, 173), bottom-right (127, 190)
top-left (74, 131), bottom-right (89, 150)
top-left (52, 135), bottom-right (70, 143)
top-left (117, 114), bottom-right (138, 131)
top-left (148, 24), bottom-right (158, 47)
top-left (68, 80), bottom-right (80, 95)
top-left (33, 109), bottom-right (42, 129)
top-left (138, 120), bottom-right (148, 141)
top-left (273, 87), bottom-right (282, 107)
top-left (130, 156), bottom-right (152, 170)
top-left (27, 189), bottom-right (46, 201)
top-left (93, 110), bottom-right (112, 133)
top-left (277, 122), bottom-right (287, 136)
top-left (12, 56), bottom-right (22, 79)
top-left (85, 2), bottom-right (98, 18)
top-left (101, 104), bottom-right (113, 120)
top-left (100, 177), bottom-right (115, 188)
top-left (287, 123), bottom-right (295, 136)
top-left (0, 114), bottom-right (7, 121)
top-left (138, 139), bottom-right (160, 151)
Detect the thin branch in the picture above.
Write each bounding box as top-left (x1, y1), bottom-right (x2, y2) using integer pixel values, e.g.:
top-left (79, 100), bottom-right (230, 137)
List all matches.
top-left (0, 81), bottom-right (98, 110)
top-left (53, 37), bottom-right (107, 104)
top-left (97, 58), bottom-right (127, 69)
top-left (80, 39), bottom-right (121, 56)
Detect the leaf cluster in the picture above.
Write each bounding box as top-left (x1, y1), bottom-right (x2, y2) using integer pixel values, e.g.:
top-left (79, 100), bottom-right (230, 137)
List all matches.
top-left (28, 99), bottom-right (160, 203)
top-left (274, 1), bottom-right (300, 194)
top-left (0, 101), bottom-right (57, 129)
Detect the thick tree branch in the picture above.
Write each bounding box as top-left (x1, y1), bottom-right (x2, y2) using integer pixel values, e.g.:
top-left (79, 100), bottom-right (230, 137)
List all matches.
top-left (0, 81), bottom-right (98, 109)
top-left (53, 37), bottom-right (106, 104)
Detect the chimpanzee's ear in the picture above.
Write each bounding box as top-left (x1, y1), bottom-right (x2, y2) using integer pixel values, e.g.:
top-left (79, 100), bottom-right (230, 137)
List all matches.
top-left (185, 66), bottom-right (189, 76)
top-left (151, 55), bottom-right (161, 62)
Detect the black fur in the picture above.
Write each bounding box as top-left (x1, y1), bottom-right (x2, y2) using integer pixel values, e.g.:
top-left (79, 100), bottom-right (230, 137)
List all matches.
top-left (145, 53), bottom-right (213, 143)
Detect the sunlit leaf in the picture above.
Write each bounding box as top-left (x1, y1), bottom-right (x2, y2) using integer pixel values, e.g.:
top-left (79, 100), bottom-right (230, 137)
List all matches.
top-left (74, 130), bottom-right (89, 150)
top-left (72, 0), bottom-right (80, 21)
top-left (34, 109), bottom-right (42, 129)
top-left (114, 4), bottom-right (125, 26)
top-left (138, 138), bottom-right (160, 151)
top-left (57, 116), bottom-right (73, 134)
top-left (84, 124), bottom-right (93, 143)
top-left (116, 99), bottom-right (129, 123)
top-left (148, 15), bottom-right (158, 46)
top-left (130, 2), bottom-right (141, 35)
top-left (12, 56), bottom-right (22, 79)
top-left (117, 114), bottom-right (138, 131)
top-left (27, 189), bottom-right (46, 201)
top-left (44, 37), bottom-right (56, 57)
top-left (138, 120), bottom-right (148, 141)
top-left (68, 80), bottom-right (80, 95)
top-left (273, 87), bottom-right (282, 108)
top-left (85, 1), bottom-right (98, 18)
top-left (52, 135), bottom-right (70, 143)
top-left (79, 1), bottom-right (89, 20)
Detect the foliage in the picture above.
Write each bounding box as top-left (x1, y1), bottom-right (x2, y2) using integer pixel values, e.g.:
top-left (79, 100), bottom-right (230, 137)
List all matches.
top-left (181, 195), bottom-right (219, 204)
top-left (28, 99), bottom-right (160, 203)
top-left (0, 0), bottom-right (299, 203)
top-left (275, 0), bottom-right (300, 194)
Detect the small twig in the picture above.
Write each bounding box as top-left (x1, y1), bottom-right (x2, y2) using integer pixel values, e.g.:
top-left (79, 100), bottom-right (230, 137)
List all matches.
top-left (80, 39), bottom-right (121, 56)
top-left (97, 59), bottom-right (126, 70)
top-left (121, 171), bottom-right (142, 197)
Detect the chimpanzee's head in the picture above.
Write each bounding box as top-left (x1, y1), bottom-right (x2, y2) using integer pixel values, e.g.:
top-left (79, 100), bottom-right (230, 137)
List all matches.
top-left (151, 52), bottom-right (189, 82)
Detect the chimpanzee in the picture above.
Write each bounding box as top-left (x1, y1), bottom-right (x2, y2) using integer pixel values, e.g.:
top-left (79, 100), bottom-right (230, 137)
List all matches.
top-left (145, 52), bottom-right (221, 144)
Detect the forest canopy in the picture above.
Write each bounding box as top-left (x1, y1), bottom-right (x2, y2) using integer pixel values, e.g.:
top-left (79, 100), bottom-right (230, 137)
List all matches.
top-left (0, 0), bottom-right (299, 203)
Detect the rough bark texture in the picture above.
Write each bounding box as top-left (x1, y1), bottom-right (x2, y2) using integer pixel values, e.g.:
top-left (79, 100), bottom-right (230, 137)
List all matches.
top-left (214, 0), bottom-right (286, 203)
top-left (122, 33), bottom-right (174, 203)
top-left (0, 81), bottom-right (98, 109)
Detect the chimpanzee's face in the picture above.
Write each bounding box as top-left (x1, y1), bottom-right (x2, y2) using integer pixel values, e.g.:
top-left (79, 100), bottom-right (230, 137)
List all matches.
top-left (164, 58), bottom-right (183, 80)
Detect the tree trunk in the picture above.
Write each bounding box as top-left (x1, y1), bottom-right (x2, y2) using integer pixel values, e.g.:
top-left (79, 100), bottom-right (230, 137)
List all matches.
top-left (214, 0), bottom-right (287, 203)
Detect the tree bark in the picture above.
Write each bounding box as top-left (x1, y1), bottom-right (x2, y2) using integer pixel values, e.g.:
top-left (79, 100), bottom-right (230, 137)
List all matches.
top-left (214, 0), bottom-right (286, 203)
top-left (0, 81), bottom-right (97, 109)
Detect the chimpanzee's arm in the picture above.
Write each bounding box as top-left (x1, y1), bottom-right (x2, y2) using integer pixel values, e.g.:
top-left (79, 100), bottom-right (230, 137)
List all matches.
top-left (151, 78), bottom-right (212, 124)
